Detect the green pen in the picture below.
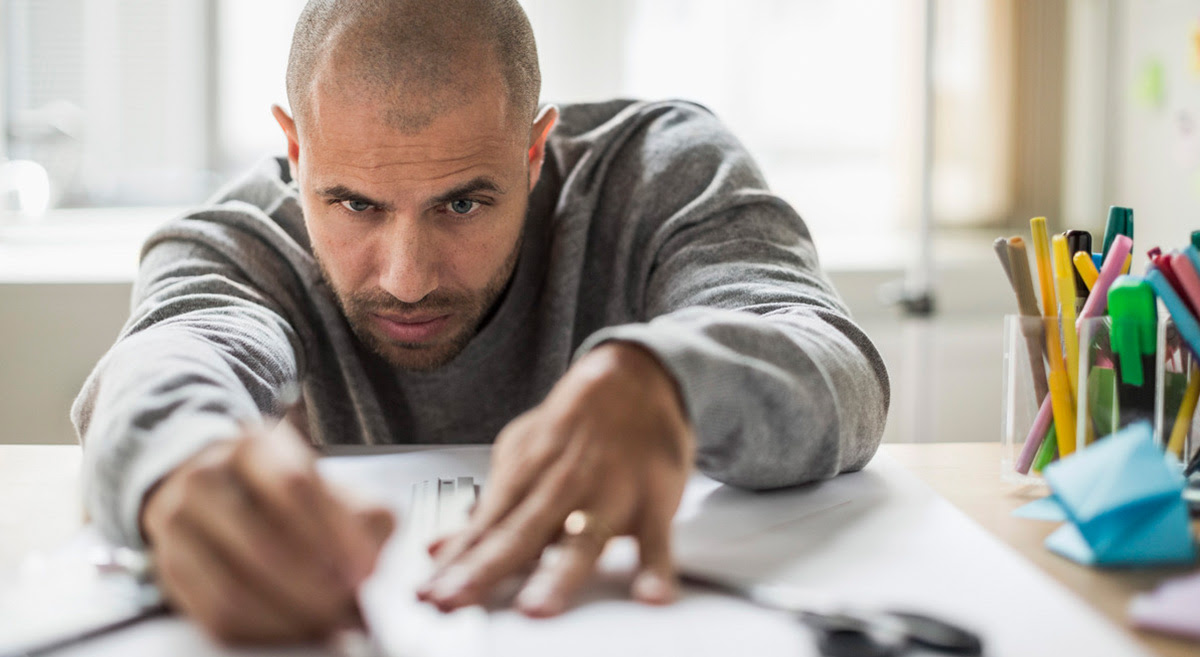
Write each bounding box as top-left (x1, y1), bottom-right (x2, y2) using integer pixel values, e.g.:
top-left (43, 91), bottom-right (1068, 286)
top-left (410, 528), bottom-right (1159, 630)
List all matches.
top-left (1191, 230), bottom-right (1200, 252)
top-left (1107, 275), bottom-right (1157, 429)
top-left (1032, 424), bottom-right (1058, 473)
top-left (1101, 206), bottom-right (1133, 259)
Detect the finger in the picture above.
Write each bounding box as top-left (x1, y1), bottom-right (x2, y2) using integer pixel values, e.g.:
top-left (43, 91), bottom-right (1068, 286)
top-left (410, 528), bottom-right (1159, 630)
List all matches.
top-left (233, 429), bottom-right (361, 586)
top-left (323, 482), bottom-right (398, 583)
top-left (431, 418), bottom-right (553, 568)
top-left (422, 464), bottom-right (591, 610)
top-left (514, 524), bottom-right (610, 617)
top-left (631, 510), bottom-right (677, 605)
top-left (156, 521), bottom-right (313, 644)
top-left (355, 505), bottom-right (397, 553)
top-left (183, 469), bottom-right (353, 626)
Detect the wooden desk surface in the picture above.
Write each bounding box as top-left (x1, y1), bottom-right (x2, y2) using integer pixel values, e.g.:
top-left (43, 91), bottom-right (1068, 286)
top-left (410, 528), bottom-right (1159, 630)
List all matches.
top-left (2, 442), bottom-right (1197, 656)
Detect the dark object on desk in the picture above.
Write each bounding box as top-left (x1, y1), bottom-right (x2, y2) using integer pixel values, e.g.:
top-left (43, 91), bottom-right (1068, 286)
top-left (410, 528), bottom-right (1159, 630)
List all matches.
top-left (1065, 229), bottom-right (1092, 303)
top-left (680, 572), bottom-right (983, 657)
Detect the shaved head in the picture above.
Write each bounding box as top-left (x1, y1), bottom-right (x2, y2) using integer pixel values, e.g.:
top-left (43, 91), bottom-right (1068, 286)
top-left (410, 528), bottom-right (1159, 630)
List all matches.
top-left (286, 0), bottom-right (540, 134)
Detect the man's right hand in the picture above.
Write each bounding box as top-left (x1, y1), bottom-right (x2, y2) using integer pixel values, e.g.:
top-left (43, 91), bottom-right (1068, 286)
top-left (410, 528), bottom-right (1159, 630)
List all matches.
top-left (140, 418), bottom-right (395, 645)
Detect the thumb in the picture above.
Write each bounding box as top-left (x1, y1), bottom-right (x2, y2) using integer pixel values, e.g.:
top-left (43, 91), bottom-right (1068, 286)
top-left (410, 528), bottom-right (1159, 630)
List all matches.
top-left (357, 505), bottom-right (397, 550)
top-left (632, 511), bottom-right (677, 605)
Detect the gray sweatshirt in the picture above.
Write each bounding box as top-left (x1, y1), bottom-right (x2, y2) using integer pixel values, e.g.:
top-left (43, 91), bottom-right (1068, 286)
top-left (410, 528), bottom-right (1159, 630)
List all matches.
top-left (72, 99), bottom-right (890, 548)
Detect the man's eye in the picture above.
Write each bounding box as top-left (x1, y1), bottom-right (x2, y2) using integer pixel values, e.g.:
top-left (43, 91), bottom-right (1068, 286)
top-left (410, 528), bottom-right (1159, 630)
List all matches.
top-left (340, 199), bottom-right (373, 213)
top-left (447, 199), bottom-right (479, 215)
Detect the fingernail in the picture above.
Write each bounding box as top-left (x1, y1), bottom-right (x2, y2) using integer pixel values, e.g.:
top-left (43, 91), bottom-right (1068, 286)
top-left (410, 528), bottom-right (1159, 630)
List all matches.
top-left (517, 580), bottom-right (563, 617)
top-left (430, 566), bottom-right (471, 602)
top-left (633, 572), bottom-right (675, 604)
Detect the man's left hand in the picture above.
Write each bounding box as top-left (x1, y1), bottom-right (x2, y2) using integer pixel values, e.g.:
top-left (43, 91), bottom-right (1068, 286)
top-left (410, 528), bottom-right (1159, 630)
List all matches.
top-left (417, 342), bottom-right (694, 616)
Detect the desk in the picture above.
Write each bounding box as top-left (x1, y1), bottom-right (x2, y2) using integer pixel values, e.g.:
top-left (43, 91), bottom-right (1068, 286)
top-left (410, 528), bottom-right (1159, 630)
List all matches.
top-left (2, 442), bottom-right (1197, 657)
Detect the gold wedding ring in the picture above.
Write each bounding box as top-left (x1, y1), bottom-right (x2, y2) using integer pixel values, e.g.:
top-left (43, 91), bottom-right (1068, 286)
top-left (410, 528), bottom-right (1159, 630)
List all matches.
top-left (562, 509), bottom-right (613, 545)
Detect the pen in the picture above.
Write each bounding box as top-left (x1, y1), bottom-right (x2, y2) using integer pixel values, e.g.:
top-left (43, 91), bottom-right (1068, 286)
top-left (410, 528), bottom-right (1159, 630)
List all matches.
top-left (1145, 267), bottom-right (1200, 361)
top-left (1073, 252), bottom-right (1100, 291)
top-left (1065, 230), bottom-right (1092, 310)
top-left (1020, 235), bottom-right (1134, 466)
top-left (1108, 276), bottom-right (1157, 430)
top-left (1053, 234), bottom-right (1080, 396)
top-left (1031, 217), bottom-right (1078, 455)
top-left (1006, 237), bottom-right (1050, 404)
top-left (1101, 206), bottom-right (1133, 260)
top-left (1167, 251), bottom-right (1200, 317)
top-left (1167, 371), bottom-right (1200, 459)
top-left (993, 237), bottom-right (1014, 287)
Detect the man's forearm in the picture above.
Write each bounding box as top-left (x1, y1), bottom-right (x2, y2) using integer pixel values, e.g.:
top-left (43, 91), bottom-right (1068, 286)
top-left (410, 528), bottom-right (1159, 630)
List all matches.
top-left (574, 306), bottom-right (889, 490)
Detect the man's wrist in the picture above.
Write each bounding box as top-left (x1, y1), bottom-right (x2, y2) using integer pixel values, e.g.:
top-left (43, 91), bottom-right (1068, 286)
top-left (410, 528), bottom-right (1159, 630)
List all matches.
top-left (581, 341), bottom-right (690, 427)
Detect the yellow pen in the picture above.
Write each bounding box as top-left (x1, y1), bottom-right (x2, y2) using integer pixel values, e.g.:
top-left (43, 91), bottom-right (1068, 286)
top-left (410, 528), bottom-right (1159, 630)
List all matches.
top-left (1053, 235), bottom-right (1080, 395)
top-left (1168, 370), bottom-right (1200, 458)
top-left (1031, 217), bottom-right (1078, 455)
top-left (1072, 251), bottom-right (1100, 290)
top-left (1121, 254), bottom-right (1132, 275)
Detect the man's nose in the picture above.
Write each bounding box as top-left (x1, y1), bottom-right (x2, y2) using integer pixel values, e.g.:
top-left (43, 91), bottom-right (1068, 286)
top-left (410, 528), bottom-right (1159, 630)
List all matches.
top-left (377, 217), bottom-right (439, 304)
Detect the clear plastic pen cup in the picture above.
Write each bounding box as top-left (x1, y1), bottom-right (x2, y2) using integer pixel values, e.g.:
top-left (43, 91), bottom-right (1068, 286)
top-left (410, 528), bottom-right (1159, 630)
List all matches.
top-left (1154, 318), bottom-right (1199, 465)
top-left (1001, 314), bottom-right (1191, 484)
top-left (1000, 315), bottom-right (1055, 486)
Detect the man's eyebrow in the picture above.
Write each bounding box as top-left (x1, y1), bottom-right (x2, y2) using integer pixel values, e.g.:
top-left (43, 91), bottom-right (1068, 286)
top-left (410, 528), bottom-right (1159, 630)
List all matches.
top-left (427, 176), bottom-right (507, 207)
top-left (315, 185), bottom-right (393, 212)
top-left (315, 177), bottom-right (506, 211)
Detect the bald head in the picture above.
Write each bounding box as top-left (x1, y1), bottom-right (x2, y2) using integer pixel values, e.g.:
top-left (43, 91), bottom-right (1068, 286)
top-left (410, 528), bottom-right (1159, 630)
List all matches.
top-left (286, 0), bottom-right (540, 134)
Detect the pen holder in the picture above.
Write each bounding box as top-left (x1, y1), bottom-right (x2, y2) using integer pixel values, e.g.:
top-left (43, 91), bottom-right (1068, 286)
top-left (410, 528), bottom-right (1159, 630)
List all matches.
top-left (1001, 314), bottom-right (1186, 483)
top-left (1154, 318), bottom-right (1200, 465)
top-left (1001, 315), bottom-right (1051, 484)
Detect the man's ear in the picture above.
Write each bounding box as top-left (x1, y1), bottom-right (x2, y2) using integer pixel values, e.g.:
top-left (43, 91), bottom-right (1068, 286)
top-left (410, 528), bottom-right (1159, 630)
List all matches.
top-left (271, 104), bottom-right (301, 182)
top-left (526, 104), bottom-right (558, 193)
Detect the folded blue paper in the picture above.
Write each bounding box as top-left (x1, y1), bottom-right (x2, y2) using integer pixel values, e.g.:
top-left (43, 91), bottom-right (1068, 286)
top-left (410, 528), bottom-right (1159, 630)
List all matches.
top-left (1012, 496), bottom-right (1067, 522)
top-left (1040, 421), bottom-right (1196, 567)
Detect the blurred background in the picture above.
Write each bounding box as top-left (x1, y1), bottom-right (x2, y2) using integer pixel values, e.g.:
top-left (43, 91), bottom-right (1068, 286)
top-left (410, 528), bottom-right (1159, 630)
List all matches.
top-left (1, 0), bottom-right (1198, 445)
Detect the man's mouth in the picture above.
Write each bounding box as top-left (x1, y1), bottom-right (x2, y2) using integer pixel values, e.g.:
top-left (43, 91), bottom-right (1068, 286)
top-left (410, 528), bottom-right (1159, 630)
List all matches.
top-left (371, 312), bottom-right (453, 344)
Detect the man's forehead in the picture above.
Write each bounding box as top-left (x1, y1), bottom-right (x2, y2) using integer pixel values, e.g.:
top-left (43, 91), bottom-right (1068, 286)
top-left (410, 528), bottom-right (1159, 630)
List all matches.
top-left (302, 83), bottom-right (522, 171)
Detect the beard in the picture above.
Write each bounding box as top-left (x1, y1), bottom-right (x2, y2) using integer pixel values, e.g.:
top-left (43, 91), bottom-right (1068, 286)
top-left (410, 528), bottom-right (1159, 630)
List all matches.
top-left (314, 231), bottom-right (522, 372)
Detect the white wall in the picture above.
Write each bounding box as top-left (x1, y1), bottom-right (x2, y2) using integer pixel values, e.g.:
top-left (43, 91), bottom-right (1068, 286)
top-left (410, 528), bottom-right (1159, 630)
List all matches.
top-left (0, 230), bottom-right (1013, 446)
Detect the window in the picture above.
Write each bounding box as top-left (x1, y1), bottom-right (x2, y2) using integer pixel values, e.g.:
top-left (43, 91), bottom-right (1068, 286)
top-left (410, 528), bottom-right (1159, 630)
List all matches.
top-left (2, 0), bottom-right (1018, 240)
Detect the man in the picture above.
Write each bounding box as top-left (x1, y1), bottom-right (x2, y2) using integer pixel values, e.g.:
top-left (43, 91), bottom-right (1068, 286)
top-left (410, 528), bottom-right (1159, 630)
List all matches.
top-left (72, 0), bottom-right (889, 645)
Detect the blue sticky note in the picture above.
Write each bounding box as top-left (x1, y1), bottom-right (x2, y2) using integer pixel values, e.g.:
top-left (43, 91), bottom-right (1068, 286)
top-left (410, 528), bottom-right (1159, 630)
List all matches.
top-left (1012, 496), bottom-right (1068, 522)
top-left (1042, 421), bottom-right (1196, 567)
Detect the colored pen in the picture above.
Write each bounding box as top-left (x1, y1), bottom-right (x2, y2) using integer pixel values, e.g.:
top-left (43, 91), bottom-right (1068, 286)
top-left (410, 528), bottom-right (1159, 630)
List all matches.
top-left (1168, 251), bottom-right (1200, 317)
top-left (1016, 395), bottom-right (1054, 474)
top-left (1101, 206), bottom-right (1133, 259)
top-left (994, 237), bottom-right (1014, 287)
top-left (1007, 237), bottom-right (1050, 403)
top-left (1031, 217), bottom-right (1077, 455)
top-left (1192, 230), bottom-right (1200, 253)
top-left (1073, 252), bottom-right (1100, 290)
top-left (1032, 424), bottom-right (1058, 473)
top-left (1146, 267), bottom-right (1200, 361)
top-left (1108, 275), bottom-right (1157, 431)
top-left (1053, 235), bottom-right (1080, 396)
top-left (1079, 235), bottom-right (1133, 321)
top-left (1065, 230), bottom-right (1092, 308)
top-left (1167, 370), bottom-right (1200, 459)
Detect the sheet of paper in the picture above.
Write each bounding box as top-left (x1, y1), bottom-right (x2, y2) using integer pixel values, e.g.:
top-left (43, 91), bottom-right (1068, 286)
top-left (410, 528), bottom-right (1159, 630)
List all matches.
top-left (318, 446), bottom-right (1156, 657)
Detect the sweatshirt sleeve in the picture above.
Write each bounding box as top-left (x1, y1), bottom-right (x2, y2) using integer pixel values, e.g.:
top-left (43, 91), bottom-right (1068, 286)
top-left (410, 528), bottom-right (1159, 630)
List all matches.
top-left (574, 102), bottom-right (890, 490)
top-left (71, 218), bottom-right (304, 548)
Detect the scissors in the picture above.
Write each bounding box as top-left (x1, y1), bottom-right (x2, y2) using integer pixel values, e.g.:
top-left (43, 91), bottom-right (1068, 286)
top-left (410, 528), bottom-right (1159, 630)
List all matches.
top-left (680, 572), bottom-right (983, 657)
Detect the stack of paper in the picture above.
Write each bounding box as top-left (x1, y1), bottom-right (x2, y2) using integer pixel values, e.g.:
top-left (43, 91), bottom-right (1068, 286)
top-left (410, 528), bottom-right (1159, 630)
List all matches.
top-left (1130, 571), bottom-right (1200, 640)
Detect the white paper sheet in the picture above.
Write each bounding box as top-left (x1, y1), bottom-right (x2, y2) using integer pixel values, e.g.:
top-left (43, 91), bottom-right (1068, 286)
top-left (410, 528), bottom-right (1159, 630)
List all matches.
top-left (320, 446), bottom-right (1154, 657)
top-left (36, 446), bottom-right (1155, 657)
